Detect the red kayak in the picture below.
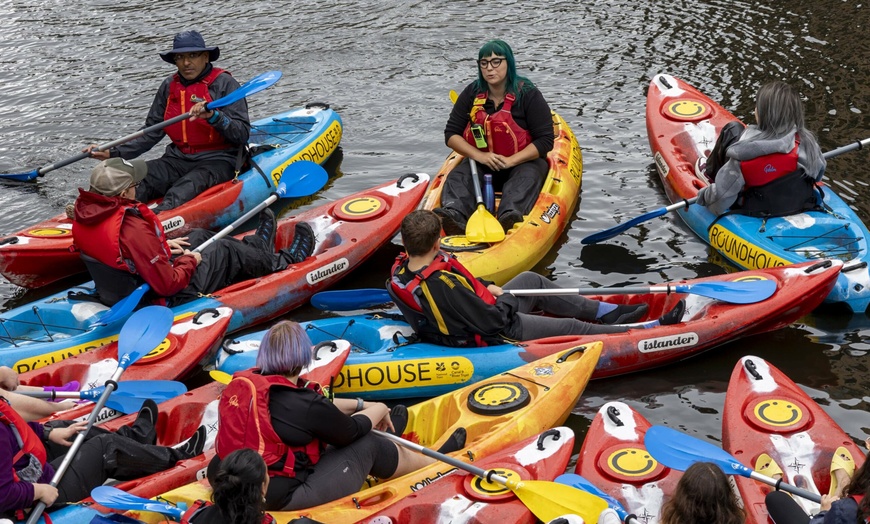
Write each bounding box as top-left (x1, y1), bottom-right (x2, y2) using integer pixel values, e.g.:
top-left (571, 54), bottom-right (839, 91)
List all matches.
top-left (0, 106), bottom-right (343, 289)
top-left (574, 402), bottom-right (681, 524)
top-left (364, 427), bottom-right (575, 524)
top-left (20, 307), bottom-right (233, 424)
top-left (522, 259), bottom-right (841, 378)
top-left (42, 339), bottom-right (350, 523)
top-left (722, 355), bottom-right (866, 522)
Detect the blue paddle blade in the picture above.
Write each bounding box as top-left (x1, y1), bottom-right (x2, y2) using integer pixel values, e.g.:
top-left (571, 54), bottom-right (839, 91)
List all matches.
top-left (310, 288), bottom-right (393, 310)
top-left (581, 207), bottom-right (669, 244)
top-left (644, 425), bottom-right (750, 478)
top-left (207, 70), bottom-right (282, 110)
top-left (95, 284), bottom-right (151, 326)
top-left (91, 486), bottom-right (184, 518)
top-left (0, 169), bottom-right (39, 182)
top-left (79, 380), bottom-right (187, 402)
top-left (555, 473), bottom-right (630, 521)
top-left (678, 279), bottom-right (777, 304)
top-left (277, 160), bottom-right (329, 198)
top-left (117, 306), bottom-right (174, 369)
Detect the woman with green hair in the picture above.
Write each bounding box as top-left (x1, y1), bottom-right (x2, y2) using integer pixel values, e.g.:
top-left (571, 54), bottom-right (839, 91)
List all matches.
top-left (437, 39), bottom-right (555, 235)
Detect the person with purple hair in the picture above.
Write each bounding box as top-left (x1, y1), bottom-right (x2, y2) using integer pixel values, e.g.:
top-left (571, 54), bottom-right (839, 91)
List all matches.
top-left (214, 321), bottom-right (467, 511)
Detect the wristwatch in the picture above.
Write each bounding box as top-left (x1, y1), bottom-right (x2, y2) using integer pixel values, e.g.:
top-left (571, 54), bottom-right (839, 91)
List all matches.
top-left (42, 424), bottom-right (52, 442)
top-left (355, 398), bottom-right (364, 413)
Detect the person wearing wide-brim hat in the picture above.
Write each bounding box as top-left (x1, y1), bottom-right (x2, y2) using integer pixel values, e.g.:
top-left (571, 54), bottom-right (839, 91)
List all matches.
top-left (85, 30), bottom-right (250, 214)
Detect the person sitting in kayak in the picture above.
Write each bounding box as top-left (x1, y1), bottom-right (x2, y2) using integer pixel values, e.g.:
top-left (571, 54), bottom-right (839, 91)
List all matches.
top-left (389, 210), bottom-right (685, 347)
top-left (659, 462), bottom-right (745, 524)
top-left (85, 30), bottom-right (250, 213)
top-left (182, 448), bottom-right (274, 524)
top-left (211, 320), bottom-right (467, 511)
top-left (765, 438), bottom-right (870, 524)
top-left (436, 39), bottom-right (555, 235)
top-left (71, 158), bottom-right (316, 307)
top-left (696, 81), bottom-right (826, 217)
top-left (0, 397), bottom-right (206, 518)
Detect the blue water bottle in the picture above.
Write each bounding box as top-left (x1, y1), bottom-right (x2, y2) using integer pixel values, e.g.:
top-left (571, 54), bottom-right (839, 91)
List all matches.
top-left (483, 174), bottom-right (495, 213)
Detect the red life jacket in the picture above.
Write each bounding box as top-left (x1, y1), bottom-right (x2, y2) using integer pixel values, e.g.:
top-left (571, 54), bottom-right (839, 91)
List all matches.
top-left (180, 499), bottom-right (275, 524)
top-left (462, 92), bottom-right (532, 157)
top-left (389, 251), bottom-right (499, 347)
top-left (72, 195), bottom-right (170, 272)
top-left (164, 67), bottom-right (232, 155)
top-left (215, 369), bottom-right (324, 478)
top-left (0, 396), bottom-right (47, 483)
top-left (740, 135), bottom-right (800, 187)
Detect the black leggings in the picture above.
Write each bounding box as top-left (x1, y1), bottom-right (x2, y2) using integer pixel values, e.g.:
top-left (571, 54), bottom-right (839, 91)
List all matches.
top-left (44, 420), bottom-right (185, 505)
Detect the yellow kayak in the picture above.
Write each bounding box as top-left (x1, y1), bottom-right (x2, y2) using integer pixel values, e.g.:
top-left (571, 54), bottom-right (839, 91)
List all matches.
top-left (126, 341), bottom-right (601, 524)
top-left (422, 111), bottom-right (582, 285)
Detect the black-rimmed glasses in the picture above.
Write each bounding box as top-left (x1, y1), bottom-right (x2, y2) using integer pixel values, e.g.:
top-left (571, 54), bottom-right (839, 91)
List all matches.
top-left (478, 58), bottom-right (505, 69)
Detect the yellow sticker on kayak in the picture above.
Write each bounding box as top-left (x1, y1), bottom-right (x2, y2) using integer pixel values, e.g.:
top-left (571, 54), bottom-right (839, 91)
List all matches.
top-left (333, 357), bottom-right (474, 393)
top-left (607, 447), bottom-right (658, 477)
top-left (708, 224), bottom-right (789, 269)
top-left (25, 228), bottom-right (72, 238)
top-left (753, 398), bottom-right (803, 427)
top-left (13, 334), bottom-right (119, 373)
top-left (270, 119), bottom-right (342, 187)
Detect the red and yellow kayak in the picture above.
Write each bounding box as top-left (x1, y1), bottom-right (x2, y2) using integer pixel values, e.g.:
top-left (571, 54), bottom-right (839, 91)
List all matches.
top-left (421, 111), bottom-right (581, 285)
top-left (126, 342), bottom-right (602, 524)
top-left (722, 355), bottom-right (865, 522)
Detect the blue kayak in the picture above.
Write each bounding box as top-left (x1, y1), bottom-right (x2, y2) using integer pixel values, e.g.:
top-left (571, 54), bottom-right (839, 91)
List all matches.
top-left (646, 73), bottom-right (870, 313)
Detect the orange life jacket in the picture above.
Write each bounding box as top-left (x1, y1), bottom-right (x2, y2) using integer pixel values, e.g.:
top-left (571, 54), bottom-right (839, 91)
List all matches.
top-left (740, 135), bottom-right (800, 187)
top-left (0, 396), bottom-right (47, 483)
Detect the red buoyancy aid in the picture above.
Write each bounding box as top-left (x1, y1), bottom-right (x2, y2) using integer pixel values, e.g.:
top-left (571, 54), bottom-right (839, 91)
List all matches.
top-left (389, 251), bottom-right (496, 313)
top-left (72, 198), bottom-right (170, 272)
top-left (0, 396), bottom-right (47, 483)
top-left (180, 499), bottom-right (275, 524)
top-left (740, 135), bottom-right (800, 187)
top-left (215, 369), bottom-right (324, 478)
top-left (164, 67), bottom-right (232, 154)
top-left (462, 92), bottom-right (532, 157)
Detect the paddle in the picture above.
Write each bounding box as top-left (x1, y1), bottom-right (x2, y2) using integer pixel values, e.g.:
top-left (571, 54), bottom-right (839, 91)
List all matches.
top-left (25, 305), bottom-right (174, 524)
top-left (644, 425), bottom-right (822, 503)
top-left (374, 429), bottom-right (608, 522)
top-left (465, 159), bottom-right (505, 243)
top-left (93, 159), bottom-right (328, 323)
top-left (310, 278), bottom-right (776, 311)
top-left (91, 486), bottom-right (184, 519)
top-left (582, 137), bottom-right (870, 244)
top-left (209, 369), bottom-right (232, 384)
top-left (19, 380), bottom-right (187, 414)
top-left (1, 71), bottom-right (283, 182)
top-left (555, 473), bottom-right (639, 524)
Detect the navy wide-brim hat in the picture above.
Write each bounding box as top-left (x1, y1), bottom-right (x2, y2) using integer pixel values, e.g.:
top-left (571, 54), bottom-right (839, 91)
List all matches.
top-left (159, 30), bottom-right (220, 64)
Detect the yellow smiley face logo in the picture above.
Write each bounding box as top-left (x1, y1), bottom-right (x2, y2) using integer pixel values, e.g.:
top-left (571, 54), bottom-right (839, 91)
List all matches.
top-left (754, 399), bottom-right (803, 427)
top-left (341, 197), bottom-right (381, 216)
top-left (26, 228), bottom-right (71, 237)
top-left (469, 468), bottom-right (516, 496)
top-left (608, 447), bottom-right (657, 477)
top-left (139, 337), bottom-right (172, 361)
top-left (668, 100), bottom-right (707, 118)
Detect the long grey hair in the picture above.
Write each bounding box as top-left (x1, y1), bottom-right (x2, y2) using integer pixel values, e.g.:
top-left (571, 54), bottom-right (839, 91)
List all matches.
top-left (754, 81), bottom-right (823, 169)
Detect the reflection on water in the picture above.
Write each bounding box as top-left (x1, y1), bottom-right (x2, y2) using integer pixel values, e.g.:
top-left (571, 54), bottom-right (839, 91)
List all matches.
top-left (0, 0), bottom-right (867, 465)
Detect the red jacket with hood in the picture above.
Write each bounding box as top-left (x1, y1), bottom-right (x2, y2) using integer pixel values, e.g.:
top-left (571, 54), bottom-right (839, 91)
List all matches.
top-left (73, 190), bottom-right (197, 297)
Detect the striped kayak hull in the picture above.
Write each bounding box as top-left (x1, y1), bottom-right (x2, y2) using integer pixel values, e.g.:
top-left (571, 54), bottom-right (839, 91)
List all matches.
top-left (647, 73), bottom-right (870, 312)
top-left (217, 260), bottom-right (840, 400)
top-left (422, 111), bottom-right (581, 285)
top-left (0, 105), bottom-right (342, 288)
